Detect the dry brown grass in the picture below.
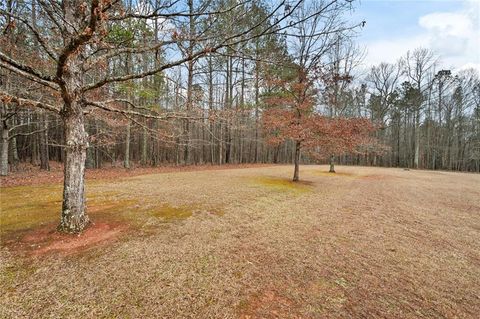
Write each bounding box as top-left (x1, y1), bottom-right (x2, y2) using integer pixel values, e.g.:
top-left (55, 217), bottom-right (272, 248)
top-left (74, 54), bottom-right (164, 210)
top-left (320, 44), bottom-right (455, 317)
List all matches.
top-left (1, 165), bottom-right (479, 318)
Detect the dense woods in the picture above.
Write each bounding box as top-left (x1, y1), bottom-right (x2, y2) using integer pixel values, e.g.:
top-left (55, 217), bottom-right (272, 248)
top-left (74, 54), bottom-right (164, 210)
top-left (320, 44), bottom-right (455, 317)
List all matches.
top-left (0, 0), bottom-right (479, 231)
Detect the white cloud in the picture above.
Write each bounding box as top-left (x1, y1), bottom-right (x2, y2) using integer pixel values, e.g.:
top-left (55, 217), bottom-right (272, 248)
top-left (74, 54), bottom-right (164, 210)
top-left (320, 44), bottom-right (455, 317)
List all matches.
top-left (419, 12), bottom-right (473, 38)
top-left (459, 62), bottom-right (480, 71)
top-left (362, 35), bottom-right (426, 66)
top-left (362, 1), bottom-right (479, 72)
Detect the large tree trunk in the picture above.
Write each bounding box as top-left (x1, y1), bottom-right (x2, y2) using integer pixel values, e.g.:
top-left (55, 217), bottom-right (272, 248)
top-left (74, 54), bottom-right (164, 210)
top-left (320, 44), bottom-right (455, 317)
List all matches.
top-left (1, 125), bottom-right (8, 176)
top-left (58, 107), bottom-right (89, 233)
top-left (293, 141), bottom-right (301, 182)
top-left (329, 154), bottom-right (336, 173)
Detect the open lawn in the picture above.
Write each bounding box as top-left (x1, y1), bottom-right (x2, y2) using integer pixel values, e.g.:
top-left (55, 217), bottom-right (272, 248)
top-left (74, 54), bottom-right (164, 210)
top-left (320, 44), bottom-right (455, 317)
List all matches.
top-left (1, 165), bottom-right (479, 318)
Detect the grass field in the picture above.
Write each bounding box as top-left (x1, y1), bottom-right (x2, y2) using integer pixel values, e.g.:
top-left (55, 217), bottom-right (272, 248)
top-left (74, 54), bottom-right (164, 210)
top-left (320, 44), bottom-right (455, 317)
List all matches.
top-left (1, 165), bottom-right (479, 318)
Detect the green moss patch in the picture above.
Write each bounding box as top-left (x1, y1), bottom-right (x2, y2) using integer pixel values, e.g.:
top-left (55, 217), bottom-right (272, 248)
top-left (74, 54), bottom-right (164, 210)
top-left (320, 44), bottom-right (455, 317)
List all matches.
top-left (0, 185), bottom-right (63, 234)
top-left (148, 204), bottom-right (194, 220)
top-left (251, 177), bottom-right (313, 193)
top-left (0, 185), bottom-right (138, 237)
top-left (1, 182), bottom-right (224, 240)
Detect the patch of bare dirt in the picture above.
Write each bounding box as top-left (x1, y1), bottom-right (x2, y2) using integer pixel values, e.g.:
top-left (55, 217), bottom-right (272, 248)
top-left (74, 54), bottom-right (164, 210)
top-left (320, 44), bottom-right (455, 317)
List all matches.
top-left (239, 289), bottom-right (296, 319)
top-left (3, 222), bottom-right (128, 256)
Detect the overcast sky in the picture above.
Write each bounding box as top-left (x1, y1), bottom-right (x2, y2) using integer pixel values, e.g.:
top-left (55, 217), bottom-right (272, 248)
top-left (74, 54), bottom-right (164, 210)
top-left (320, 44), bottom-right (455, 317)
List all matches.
top-left (349, 0), bottom-right (479, 71)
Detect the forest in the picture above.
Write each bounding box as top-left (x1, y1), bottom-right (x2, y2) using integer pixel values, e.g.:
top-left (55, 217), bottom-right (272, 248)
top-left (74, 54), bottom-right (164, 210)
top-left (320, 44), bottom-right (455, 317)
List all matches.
top-left (1, 0), bottom-right (479, 176)
top-left (0, 1), bottom-right (479, 318)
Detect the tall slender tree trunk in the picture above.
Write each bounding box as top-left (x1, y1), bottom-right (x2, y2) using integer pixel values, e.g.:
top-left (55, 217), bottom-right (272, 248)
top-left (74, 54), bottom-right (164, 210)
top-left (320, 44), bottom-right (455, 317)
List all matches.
top-left (254, 40), bottom-right (260, 163)
top-left (30, 113), bottom-right (38, 165)
top-left (183, 0), bottom-right (195, 165)
top-left (219, 121), bottom-right (223, 165)
top-left (141, 125), bottom-right (148, 165)
top-left (414, 109), bottom-right (420, 169)
top-left (254, 61), bottom-right (259, 163)
top-left (293, 141), bottom-right (301, 181)
top-left (9, 135), bottom-right (18, 171)
top-left (396, 121), bottom-right (401, 166)
top-left (414, 139), bottom-right (419, 169)
top-left (39, 111), bottom-right (50, 170)
top-left (32, 0), bottom-right (49, 171)
top-left (124, 111), bottom-right (131, 168)
top-left (1, 124), bottom-right (8, 176)
top-left (208, 55), bottom-right (215, 164)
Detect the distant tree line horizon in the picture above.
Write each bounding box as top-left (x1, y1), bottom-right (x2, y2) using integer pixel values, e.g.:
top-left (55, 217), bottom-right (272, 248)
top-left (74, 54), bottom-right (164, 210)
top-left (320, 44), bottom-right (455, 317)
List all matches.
top-left (2, 1), bottom-right (479, 179)
top-left (1, 1), bottom-right (480, 180)
top-left (3, 47), bottom-right (478, 173)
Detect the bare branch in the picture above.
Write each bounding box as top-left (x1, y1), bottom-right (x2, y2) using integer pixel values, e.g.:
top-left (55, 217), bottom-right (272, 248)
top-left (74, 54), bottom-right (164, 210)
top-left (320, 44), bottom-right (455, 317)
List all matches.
top-left (0, 61), bottom-right (59, 91)
top-left (0, 51), bottom-right (57, 84)
top-left (9, 127), bottom-right (49, 140)
top-left (110, 0), bottom-right (252, 20)
top-left (85, 99), bottom-right (198, 120)
top-left (0, 90), bottom-right (61, 113)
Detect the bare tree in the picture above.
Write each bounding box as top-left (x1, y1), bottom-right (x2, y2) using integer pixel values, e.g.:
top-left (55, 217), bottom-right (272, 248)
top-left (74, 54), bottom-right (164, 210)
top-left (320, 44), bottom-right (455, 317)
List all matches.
top-left (0, 0), bottom-right (302, 232)
top-left (402, 48), bottom-right (437, 168)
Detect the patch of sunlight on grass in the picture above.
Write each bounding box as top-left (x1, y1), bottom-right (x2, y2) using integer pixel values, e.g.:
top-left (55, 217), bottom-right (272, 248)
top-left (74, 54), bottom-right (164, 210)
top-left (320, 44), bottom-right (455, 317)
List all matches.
top-left (251, 176), bottom-right (313, 193)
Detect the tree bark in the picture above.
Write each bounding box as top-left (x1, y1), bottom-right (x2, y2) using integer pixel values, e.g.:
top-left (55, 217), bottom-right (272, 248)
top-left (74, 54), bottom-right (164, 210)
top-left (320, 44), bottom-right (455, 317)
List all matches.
top-left (1, 125), bottom-right (8, 176)
top-left (141, 125), bottom-right (148, 165)
top-left (329, 154), bottom-right (336, 173)
top-left (58, 106), bottom-right (89, 233)
top-left (293, 141), bottom-right (301, 181)
top-left (208, 55), bottom-right (215, 164)
top-left (9, 135), bottom-right (18, 171)
top-left (183, 0), bottom-right (195, 165)
top-left (124, 104), bottom-right (131, 169)
top-left (39, 111), bottom-right (50, 170)
top-left (254, 41), bottom-right (260, 163)
top-left (414, 109), bottom-right (420, 169)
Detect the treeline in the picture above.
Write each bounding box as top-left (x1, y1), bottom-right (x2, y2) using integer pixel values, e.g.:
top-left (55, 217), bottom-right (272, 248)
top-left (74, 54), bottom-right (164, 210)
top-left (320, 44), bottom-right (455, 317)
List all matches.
top-left (1, 1), bottom-right (479, 177)
top-left (363, 51), bottom-right (480, 172)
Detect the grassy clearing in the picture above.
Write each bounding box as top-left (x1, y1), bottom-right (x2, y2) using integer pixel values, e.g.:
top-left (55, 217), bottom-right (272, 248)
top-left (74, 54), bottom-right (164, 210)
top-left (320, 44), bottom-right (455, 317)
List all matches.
top-left (1, 165), bottom-right (479, 318)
